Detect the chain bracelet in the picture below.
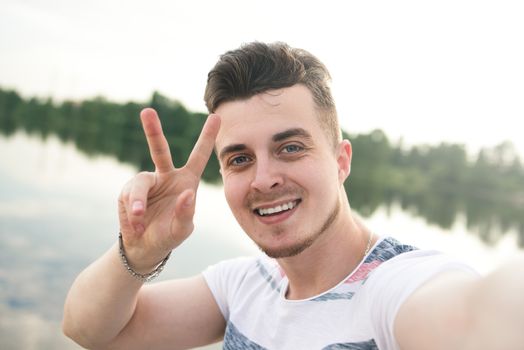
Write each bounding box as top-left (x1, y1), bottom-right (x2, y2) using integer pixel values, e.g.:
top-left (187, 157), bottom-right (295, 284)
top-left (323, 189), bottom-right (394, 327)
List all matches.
top-left (118, 232), bottom-right (171, 283)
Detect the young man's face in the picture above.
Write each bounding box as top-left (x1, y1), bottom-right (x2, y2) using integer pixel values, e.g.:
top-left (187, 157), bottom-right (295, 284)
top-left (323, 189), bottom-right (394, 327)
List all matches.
top-left (215, 84), bottom-right (350, 258)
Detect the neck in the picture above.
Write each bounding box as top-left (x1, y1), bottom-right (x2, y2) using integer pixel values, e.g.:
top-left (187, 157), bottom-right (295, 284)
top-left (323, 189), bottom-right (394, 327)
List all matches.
top-left (277, 204), bottom-right (374, 300)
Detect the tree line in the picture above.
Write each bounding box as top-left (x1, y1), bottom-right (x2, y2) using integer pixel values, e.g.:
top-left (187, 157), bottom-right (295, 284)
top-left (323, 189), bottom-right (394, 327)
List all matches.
top-left (1, 87), bottom-right (523, 245)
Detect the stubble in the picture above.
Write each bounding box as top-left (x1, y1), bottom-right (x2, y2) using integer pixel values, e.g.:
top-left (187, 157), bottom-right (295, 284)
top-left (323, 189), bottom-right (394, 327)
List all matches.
top-left (259, 197), bottom-right (341, 258)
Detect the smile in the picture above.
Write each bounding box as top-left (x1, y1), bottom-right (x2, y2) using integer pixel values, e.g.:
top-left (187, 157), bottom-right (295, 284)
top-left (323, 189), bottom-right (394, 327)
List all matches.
top-left (255, 200), bottom-right (300, 216)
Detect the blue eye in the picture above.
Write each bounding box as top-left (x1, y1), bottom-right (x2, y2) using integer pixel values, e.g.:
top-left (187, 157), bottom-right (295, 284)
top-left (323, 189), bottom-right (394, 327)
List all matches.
top-left (230, 155), bottom-right (251, 166)
top-left (282, 144), bottom-right (303, 153)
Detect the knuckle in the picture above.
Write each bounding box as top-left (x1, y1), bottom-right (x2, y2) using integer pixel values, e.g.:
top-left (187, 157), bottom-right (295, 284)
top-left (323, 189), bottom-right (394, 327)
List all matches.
top-left (135, 171), bottom-right (156, 186)
top-left (128, 216), bottom-right (140, 225)
top-left (119, 189), bottom-right (130, 203)
top-left (136, 171), bottom-right (151, 178)
top-left (119, 177), bottom-right (136, 200)
top-left (126, 211), bottom-right (136, 224)
top-left (181, 222), bottom-right (195, 237)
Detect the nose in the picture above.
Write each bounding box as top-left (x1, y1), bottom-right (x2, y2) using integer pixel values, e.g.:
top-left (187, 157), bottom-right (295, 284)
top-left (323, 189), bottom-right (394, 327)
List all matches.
top-left (250, 157), bottom-right (283, 192)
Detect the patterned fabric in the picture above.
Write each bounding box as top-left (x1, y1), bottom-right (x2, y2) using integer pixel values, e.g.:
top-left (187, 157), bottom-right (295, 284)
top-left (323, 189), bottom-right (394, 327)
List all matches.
top-left (322, 340), bottom-right (379, 350)
top-left (203, 236), bottom-right (473, 350)
top-left (224, 322), bottom-right (266, 350)
top-left (224, 320), bottom-right (380, 350)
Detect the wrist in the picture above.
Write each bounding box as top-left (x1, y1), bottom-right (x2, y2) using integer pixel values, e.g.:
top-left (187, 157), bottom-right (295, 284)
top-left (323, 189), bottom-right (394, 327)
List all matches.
top-left (118, 232), bottom-right (171, 283)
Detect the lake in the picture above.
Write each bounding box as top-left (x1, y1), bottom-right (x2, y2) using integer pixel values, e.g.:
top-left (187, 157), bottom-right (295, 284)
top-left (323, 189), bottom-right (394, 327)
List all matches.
top-left (0, 132), bottom-right (522, 349)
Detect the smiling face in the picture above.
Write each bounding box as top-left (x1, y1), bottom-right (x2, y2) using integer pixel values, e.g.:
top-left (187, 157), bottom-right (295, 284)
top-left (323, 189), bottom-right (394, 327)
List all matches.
top-left (215, 84), bottom-right (351, 258)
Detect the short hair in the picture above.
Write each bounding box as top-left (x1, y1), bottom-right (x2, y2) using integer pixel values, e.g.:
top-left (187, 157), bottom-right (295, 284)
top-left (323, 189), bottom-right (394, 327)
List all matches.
top-left (204, 42), bottom-right (341, 147)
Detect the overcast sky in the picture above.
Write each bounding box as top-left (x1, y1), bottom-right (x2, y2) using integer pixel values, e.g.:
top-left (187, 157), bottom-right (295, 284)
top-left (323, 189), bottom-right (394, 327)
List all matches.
top-left (1, 0), bottom-right (523, 156)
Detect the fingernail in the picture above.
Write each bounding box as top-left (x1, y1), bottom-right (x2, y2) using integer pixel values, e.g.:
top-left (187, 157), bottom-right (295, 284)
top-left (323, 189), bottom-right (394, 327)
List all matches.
top-left (132, 201), bottom-right (144, 213)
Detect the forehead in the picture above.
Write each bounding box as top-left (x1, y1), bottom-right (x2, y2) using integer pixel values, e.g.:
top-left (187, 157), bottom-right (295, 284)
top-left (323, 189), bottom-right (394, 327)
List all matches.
top-left (215, 85), bottom-right (325, 148)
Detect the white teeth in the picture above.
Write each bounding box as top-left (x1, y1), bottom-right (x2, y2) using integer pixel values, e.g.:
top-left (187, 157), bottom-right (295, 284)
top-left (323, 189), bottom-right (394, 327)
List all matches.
top-left (257, 201), bottom-right (297, 216)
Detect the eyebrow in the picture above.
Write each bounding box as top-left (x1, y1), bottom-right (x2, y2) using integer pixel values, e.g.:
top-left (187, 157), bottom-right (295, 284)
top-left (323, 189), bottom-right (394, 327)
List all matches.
top-left (219, 143), bottom-right (247, 162)
top-left (272, 128), bottom-right (313, 142)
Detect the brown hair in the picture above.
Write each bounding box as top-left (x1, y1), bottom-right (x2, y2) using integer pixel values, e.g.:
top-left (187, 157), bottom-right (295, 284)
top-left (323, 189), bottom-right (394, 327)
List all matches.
top-left (204, 42), bottom-right (341, 146)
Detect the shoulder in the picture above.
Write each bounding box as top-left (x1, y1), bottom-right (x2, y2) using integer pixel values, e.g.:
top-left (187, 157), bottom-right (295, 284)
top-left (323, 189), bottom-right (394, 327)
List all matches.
top-left (201, 255), bottom-right (283, 318)
top-left (365, 236), bottom-right (476, 294)
top-left (203, 256), bottom-right (259, 275)
top-left (366, 236), bottom-right (418, 264)
top-left (202, 256), bottom-right (259, 291)
top-left (361, 237), bottom-right (478, 349)
top-left (202, 254), bottom-right (281, 285)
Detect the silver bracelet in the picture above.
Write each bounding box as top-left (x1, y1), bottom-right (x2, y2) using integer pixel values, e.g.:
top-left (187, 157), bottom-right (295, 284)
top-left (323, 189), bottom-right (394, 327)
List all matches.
top-left (118, 232), bottom-right (171, 283)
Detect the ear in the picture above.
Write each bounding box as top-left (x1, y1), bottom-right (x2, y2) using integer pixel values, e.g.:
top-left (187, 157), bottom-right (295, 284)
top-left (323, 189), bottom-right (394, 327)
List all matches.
top-left (336, 140), bottom-right (352, 184)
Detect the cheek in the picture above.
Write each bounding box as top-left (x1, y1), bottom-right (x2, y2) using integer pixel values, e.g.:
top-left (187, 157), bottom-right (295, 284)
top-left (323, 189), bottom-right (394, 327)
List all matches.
top-left (302, 158), bottom-right (338, 181)
top-left (302, 160), bottom-right (340, 196)
top-left (223, 175), bottom-right (247, 210)
top-left (223, 179), bottom-right (254, 230)
top-left (223, 182), bottom-right (236, 208)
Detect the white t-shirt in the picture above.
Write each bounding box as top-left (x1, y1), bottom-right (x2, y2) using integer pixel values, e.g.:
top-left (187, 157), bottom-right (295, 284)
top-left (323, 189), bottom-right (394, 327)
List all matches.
top-left (202, 237), bottom-right (477, 350)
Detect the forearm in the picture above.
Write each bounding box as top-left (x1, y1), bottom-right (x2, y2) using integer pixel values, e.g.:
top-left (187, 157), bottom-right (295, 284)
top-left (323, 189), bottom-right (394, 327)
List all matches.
top-left (61, 109), bottom-right (221, 348)
top-left (466, 255), bottom-right (524, 349)
top-left (62, 243), bottom-right (143, 349)
top-left (396, 256), bottom-right (524, 350)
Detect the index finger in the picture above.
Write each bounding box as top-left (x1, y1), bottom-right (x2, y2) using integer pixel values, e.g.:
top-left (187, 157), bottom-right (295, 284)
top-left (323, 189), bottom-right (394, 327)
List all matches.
top-left (185, 114), bottom-right (221, 177)
top-left (140, 108), bottom-right (175, 173)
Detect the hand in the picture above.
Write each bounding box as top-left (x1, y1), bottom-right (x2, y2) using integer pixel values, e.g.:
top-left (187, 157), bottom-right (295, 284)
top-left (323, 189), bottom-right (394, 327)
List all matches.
top-left (118, 108), bottom-right (221, 271)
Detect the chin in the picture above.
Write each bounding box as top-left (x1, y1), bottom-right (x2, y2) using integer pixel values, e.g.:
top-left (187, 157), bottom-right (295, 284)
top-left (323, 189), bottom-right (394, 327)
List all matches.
top-left (257, 236), bottom-right (315, 259)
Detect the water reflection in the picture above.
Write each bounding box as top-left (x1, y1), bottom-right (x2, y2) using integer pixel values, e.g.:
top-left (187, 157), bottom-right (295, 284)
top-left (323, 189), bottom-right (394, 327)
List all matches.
top-left (1, 89), bottom-right (523, 247)
top-left (348, 170), bottom-right (524, 247)
top-left (0, 133), bottom-right (251, 349)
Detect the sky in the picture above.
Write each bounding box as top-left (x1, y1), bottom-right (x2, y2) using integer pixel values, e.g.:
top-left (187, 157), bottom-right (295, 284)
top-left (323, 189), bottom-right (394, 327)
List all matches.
top-left (1, 0), bottom-right (523, 157)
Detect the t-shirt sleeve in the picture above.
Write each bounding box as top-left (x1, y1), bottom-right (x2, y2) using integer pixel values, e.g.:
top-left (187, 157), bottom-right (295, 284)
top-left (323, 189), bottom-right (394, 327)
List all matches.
top-left (201, 256), bottom-right (257, 321)
top-left (364, 250), bottom-right (479, 350)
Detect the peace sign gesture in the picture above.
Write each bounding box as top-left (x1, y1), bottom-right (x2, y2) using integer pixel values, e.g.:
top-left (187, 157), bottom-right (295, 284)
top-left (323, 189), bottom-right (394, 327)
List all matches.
top-left (118, 108), bottom-right (221, 272)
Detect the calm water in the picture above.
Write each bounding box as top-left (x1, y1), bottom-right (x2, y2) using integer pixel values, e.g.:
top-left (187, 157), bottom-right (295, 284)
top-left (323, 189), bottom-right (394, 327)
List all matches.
top-left (0, 132), bottom-right (522, 349)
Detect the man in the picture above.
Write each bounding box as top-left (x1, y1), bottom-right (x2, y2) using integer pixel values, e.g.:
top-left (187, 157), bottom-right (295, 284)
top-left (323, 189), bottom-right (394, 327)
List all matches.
top-left (63, 42), bottom-right (524, 349)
